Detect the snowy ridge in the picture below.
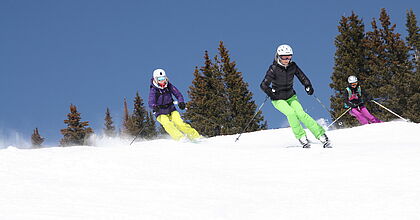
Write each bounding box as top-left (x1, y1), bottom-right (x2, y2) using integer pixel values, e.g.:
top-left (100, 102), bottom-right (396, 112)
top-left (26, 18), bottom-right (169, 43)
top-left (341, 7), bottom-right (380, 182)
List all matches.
top-left (0, 121), bottom-right (419, 220)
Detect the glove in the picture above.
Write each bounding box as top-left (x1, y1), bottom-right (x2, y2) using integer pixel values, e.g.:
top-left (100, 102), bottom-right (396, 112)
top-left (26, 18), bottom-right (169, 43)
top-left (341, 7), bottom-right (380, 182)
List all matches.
top-left (178, 102), bottom-right (186, 110)
top-left (152, 105), bottom-right (159, 112)
top-left (305, 86), bottom-right (314, 95)
top-left (267, 89), bottom-right (277, 100)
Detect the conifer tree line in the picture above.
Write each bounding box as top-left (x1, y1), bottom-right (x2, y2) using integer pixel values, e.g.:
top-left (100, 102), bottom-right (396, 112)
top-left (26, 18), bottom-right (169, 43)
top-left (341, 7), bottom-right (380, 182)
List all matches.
top-left (330, 8), bottom-right (420, 126)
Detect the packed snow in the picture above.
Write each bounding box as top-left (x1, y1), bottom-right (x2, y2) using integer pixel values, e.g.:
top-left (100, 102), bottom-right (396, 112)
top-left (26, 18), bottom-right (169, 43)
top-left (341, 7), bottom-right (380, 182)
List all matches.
top-left (0, 121), bottom-right (419, 220)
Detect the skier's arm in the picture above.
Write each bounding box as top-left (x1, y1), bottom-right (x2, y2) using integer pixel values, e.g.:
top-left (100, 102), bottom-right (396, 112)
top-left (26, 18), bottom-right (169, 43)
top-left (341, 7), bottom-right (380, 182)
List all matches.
top-left (294, 65), bottom-right (312, 88)
top-left (260, 65), bottom-right (276, 98)
top-left (294, 64), bottom-right (314, 95)
top-left (148, 86), bottom-right (157, 109)
top-left (169, 83), bottom-right (185, 103)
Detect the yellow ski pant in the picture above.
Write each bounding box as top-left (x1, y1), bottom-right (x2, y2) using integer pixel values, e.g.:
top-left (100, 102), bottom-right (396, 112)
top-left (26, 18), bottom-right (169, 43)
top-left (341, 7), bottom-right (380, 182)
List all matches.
top-left (157, 111), bottom-right (201, 141)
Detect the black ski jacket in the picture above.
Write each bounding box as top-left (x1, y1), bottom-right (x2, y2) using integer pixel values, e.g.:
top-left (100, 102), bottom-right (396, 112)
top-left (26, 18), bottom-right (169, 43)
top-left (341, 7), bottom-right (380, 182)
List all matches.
top-left (260, 61), bottom-right (312, 100)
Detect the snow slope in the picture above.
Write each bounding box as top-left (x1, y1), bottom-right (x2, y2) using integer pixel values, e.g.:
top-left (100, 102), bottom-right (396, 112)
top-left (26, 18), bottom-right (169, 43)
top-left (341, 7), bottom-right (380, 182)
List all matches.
top-left (0, 121), bottom-right (419, 220)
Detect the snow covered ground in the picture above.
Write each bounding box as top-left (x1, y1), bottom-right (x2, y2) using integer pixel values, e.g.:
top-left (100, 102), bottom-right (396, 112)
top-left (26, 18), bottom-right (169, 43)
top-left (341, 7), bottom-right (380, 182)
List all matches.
top-left (0, 121), bottom-right (419, 220)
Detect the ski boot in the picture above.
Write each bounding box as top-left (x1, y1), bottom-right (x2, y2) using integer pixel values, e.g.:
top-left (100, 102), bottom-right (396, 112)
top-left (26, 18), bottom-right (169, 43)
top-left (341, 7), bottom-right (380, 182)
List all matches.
top-left (299, 136), bottom-right (311, 148)
top-left (319, 134), bottom-right (332, 148)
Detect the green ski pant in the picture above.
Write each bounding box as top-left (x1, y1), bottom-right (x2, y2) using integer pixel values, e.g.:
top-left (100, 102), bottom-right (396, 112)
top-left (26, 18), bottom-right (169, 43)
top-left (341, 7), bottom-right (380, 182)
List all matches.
top-left (272, 95), bottom-right (325, 139)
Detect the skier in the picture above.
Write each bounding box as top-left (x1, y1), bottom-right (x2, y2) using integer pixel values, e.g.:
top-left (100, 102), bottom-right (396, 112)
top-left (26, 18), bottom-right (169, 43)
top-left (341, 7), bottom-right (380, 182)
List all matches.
top-left (148, 68), bottom-right (201, 141)
top-left (344, 75), bottom-right (382, 125)
top-left (260, 44), bottom-right (330, 148)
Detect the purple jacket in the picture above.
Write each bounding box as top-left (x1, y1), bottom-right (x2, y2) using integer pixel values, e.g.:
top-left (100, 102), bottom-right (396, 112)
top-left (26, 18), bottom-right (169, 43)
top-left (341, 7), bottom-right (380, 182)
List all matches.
top-left (148, 78), bottom-right (184, 117)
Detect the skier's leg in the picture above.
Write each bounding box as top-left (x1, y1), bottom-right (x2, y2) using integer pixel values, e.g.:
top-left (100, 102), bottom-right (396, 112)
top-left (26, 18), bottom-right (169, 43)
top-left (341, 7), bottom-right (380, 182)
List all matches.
top-left (349, 108), bottom-right (369, 125)
top-left (170, 111), bottom-right (201, 140)
top-left (359, 106), bottom-right (383, 123)
top-left (272, 99), bottom-right (306, 139)
top-left (157, 114), bottom-right (185, 140)
top-left (289, 95), bottom-right (325, 139)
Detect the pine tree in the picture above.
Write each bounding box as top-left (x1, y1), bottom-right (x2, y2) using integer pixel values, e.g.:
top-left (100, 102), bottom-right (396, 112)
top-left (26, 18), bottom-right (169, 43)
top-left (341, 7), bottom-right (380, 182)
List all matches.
top-left (141, 111), bottom-right (157, 139)
top-left (218, 41), bottom-right (266, 133)
top-left (364, 9), bottom-right (412, 121)
top-left (330, 12), bottom-right (367, 127)
top-left (363, 16), bottom-right (387, 119)
top-left (31, 128), bottom-right (44, 148)
top-left (131, 92), bottom-right (148, 138)
top-left (405, 9), bottom-right (420, 122)
top-left (104, 107), bottom-right (116, 137)
top-left (185, 51), bottom-right (229, 137)
top-left (60, 104), bottom-right (93, 146)
top-left (122, 98), bottom-right (134, 136)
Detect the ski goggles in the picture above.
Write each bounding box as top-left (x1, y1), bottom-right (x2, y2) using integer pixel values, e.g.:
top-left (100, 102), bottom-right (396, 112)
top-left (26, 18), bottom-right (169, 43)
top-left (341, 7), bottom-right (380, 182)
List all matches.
top-left (157, 76), bottom-right (166, 81)
top-left (350, 82), bottom-right (358, 86)
top-left (279, 55), bottom-right (292, 60)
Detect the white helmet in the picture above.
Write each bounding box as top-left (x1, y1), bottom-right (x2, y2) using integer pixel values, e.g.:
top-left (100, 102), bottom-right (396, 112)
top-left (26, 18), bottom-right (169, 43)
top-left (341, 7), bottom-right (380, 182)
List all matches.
top-left (348, 75), bottom-right (358, 84)
top-left (153, 68), bottom-right (166, 79)
top-left (276, 44), bottom-right (293, 56)
top-left (152, 68), bottom-right (169, 88)
top-left (275, 44), bottom-right (293, 65)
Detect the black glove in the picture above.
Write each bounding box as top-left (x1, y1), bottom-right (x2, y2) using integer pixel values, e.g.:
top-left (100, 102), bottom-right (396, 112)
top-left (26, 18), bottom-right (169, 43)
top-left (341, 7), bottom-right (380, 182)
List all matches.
top-left (305, 86), bottom-right (314, 95)
top-left (152, 105), bottom-right (159, 112)
top-left (178, 102), bottom-right (186, 110)
top-left (267, 89), bottom-right (276, 100)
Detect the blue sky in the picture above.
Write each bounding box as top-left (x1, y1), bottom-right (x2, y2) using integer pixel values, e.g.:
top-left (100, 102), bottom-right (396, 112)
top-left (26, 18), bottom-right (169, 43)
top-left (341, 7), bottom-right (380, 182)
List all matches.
top-left (0, 0), bottom-right (418, 145)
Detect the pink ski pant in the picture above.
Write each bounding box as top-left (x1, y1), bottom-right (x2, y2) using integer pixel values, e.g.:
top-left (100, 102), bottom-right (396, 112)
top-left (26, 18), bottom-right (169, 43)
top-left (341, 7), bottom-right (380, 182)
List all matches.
top-left (349, 106), bottom-right (382, 125)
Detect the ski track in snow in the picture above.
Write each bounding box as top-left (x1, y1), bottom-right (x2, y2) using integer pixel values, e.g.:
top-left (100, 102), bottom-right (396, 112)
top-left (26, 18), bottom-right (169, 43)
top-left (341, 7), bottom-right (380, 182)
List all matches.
top-left (0, 121), bottom-right (419, 220)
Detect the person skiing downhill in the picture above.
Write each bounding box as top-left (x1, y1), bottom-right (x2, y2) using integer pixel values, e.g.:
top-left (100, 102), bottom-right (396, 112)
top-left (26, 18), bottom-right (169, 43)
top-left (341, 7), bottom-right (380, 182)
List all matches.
top-left (344, 75), bottom-right (382, 125)
top-left (148, 68), bottom-right (201, 141)
top-left (260, 44), bottom-right (330, 148)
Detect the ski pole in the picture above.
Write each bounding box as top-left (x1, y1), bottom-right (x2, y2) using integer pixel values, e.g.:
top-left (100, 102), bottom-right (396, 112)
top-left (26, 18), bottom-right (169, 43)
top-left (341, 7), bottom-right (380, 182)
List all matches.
top-left (371, 100), bottom-right (409, 122)
top-left (327, 108), bottom-right (351, 128)
top-left (235, 96), bottom-right (268, 142)
top-left (129, 126), bottom-right (147, 145)
top-left (314, 94), bottom-right (347, 127)
top-left (313, 94), bottom-right (332, 115)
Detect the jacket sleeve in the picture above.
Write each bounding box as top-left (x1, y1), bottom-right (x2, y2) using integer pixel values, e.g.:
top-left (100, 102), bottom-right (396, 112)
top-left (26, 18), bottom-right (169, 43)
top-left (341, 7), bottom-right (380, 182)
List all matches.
top-left (148, 86), bottom-right (157, 109)
top-left (169, 83), bottom-right (184, 103)
top-left (294, 64), bottom-right (312, 88)
top-left (260, 64), bottom-right (275, 97)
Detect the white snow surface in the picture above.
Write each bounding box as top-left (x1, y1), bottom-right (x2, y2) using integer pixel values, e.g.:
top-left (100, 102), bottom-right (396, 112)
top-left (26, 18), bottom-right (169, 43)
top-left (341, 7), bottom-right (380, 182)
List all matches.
top-left (1, 121), bottom-right (420, 220)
